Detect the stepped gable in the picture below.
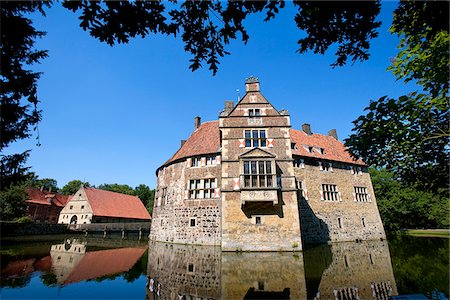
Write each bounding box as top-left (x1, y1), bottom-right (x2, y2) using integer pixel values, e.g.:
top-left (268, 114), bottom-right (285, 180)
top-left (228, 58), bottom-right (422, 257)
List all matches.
top-left (84, 188), bottom-right (151, 220)
top-left (289, 129), bottom-right (365, 166)
top-left (164, 120), bottom-right (220, 166)
top-left (26, 187), bottom-right (70, 207)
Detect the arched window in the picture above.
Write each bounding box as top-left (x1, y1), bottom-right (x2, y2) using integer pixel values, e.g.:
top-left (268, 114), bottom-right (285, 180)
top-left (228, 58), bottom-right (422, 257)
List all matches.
top-left (70, 215), bottom-right (78, 224)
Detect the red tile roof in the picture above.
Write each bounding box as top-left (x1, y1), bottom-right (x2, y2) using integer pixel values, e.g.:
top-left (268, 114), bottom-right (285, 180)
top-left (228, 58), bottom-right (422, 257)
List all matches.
top-left (159, 120), bottom-right (364, 168)
top-left (289, 129), bottom-right (366, 166)
top-left (164, 120), bottom-right (220, 165)
top-left (84, 187), bottom-right (151, 220)
top-left (63, 247), bottom-right (147, 285)
top-left (26, 188), bottom-right (70, 207)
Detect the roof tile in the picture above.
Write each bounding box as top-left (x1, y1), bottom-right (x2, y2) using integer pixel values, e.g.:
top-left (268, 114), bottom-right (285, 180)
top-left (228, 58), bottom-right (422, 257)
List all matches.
top-left (84, 187), bottom-right (151, 220)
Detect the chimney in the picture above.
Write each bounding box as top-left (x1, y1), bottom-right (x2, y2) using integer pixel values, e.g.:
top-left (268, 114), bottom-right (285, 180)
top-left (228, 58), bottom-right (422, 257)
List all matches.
top-left (302, 123), bottom-right (312, 135)
top-left (224, 100), bottom-right (234, 114)
top-left (194, 116), bottom-right (201, 129)
top-left (181, 140), bottom-right (186, 147)
top-left (328, 129), bottom-right (338, 140)
top-left (245, 76), bottom-right (260, 92)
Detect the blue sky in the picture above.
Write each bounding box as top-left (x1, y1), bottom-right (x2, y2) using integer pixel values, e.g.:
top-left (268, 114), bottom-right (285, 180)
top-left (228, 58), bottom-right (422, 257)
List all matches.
top-left (6, 2), bottom-right (417, 189)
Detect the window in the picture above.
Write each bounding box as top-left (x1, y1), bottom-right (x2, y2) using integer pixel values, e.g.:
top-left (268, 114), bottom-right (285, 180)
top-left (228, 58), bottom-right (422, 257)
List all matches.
top-left (296, 180), bottom-right (308, 200)
top-left (255, 216), bottom-right (261, 225)
top-left (338, 217), bottom-right (342, 228)
top-left (205, 156), bottom-right (216, 166)
top-left (243, 160), bottom-right (274, 188)
top-left (293, 158), bottom-right (305, 168)
top-left (361, 217), bottom-right (366, 227)
top-left (190, 218), bottom-right (196, 227)
top-left (188, 263), bottom-right (194, 272)
top-left (354, 187), bottom-right (369, 202)
top-left (188, 179), bottom-right (217, 199)
top-left (244, 130), bottom-right (267, 147)
top-left (320, 148), bottom-right (325, 154)
top-left (203, 179), bottom-right (216, 198)
top-left (191, 157), bottom-right (201, 167)
top-left (291, 143), bottom-right (297, 150)
top-left (322, 184), bottom-right (340, 201)
top-left (69, 205), bottom-right (73, 209)
top-left (81, 205), bottom-right (84, 210)
top-left (308, 146), bottom-right (314, 153)
top-left (248, 108), bottom-right (261, 117)
top-left (162, 187), bottom-right (168, 204)
top-left (319, 162), bottom-right (332, 172)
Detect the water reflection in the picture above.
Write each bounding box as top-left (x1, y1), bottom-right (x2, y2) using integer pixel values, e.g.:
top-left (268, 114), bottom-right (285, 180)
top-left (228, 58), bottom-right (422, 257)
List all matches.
top-left (147, 240), bottom-right (397, 300)
top-left (1, 237), bottom-right (148, 289)
top-left (50, 238), bottom-right (147, 285)
top-left (304, 240), bottom-right (397, 300)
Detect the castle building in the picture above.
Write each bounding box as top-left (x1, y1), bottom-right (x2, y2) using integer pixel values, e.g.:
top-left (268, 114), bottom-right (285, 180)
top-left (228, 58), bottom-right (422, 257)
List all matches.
top-left (150, 77), bottom-right (386, 251)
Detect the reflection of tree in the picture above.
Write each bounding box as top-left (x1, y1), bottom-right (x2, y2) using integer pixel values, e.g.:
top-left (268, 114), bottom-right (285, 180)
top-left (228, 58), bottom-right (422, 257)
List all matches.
top-left (40, 272), bottom-right (57, 287)
top-left (389, 236), bottom-right (449, 297)
top-left (123, 250), bottom-right (148, 283)
top-left (1, 276), bottom-right (31, 288)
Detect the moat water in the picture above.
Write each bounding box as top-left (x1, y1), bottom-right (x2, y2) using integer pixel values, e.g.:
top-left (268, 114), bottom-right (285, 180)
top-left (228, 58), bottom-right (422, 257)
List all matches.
top-left (1, 235), bottom-right (448, 299)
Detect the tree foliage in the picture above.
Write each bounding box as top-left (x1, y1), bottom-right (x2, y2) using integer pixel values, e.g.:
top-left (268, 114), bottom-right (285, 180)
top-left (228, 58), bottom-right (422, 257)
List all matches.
top-left (370, 168), bottom-right (449, 232)
top-left (1, 2), bottom-right (50, 190)
top-left (346, 1), bottom-right (449, 196)
top-left (60, 180), bottom-right (90, 195)
top-left (29, 178), bottom-right (59, 192)
top-left (62, 0), bottom-right (381, 73)
top-left (97, 183), bottom-right (135, 195)
top-left (0, 182), bottom-right (28, 221)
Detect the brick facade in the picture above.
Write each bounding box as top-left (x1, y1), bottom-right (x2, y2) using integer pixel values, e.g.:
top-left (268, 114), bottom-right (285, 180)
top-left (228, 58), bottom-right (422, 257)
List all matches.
top-left (150, 77), bottom-right (386, 251)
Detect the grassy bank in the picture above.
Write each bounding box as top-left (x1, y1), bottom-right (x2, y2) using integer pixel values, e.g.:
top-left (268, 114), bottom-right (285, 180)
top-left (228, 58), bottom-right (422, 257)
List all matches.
top-left (403, 229), bottom-right (449, 238)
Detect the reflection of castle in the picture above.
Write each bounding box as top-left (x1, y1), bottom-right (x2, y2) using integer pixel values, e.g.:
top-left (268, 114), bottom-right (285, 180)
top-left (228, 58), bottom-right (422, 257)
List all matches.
top-left (304, 240), bottom-right (397, 300)
top-left (50, 239), bottom-right (146, 285)
top-left (147, 240), bottom-right (397, 300)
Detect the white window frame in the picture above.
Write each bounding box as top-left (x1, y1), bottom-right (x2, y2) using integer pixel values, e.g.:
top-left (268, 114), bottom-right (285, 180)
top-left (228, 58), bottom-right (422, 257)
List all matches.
top-left (244, 129), bottom-right (267, 148)
top-left (321, 184), bottom-right (341, 201)
top-left (242, 160), bottom-right (275, 188)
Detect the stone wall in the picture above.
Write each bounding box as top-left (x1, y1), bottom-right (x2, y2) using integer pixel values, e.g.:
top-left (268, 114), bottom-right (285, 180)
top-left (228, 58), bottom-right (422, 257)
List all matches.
top-left (295, 160), bottom-right (386, 244)
top-left (146, 242), bottom-right (221, 299)
top-left (150, 159), bottom-right (221, 245)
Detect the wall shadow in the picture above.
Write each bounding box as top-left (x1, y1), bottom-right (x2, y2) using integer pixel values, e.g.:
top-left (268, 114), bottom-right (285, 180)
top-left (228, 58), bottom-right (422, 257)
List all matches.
top-left (298, 197), bottom-right (330, 245)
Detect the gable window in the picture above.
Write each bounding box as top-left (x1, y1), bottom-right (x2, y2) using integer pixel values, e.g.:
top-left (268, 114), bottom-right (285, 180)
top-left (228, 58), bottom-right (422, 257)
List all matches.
top-left (188, 179), bottom-right (217, 199)
top-left (249, 108), bottom-right (261, 117)
top-left (205, 156), bottom-right (216, 166)
top-left (81, 205), bottom-right (84, 210)
top-left (354, 186), bottom-right (369, 202)
top-left (243, 160), bottom-right (274, 188)
top-left (321, 184), bottom-right (340, 201)
top-left (69, 205), bottom-right (73, 210)
top-left (244, 130), bottom-right (267, 147)
top-left (191, 157), bottom-right (201, 167)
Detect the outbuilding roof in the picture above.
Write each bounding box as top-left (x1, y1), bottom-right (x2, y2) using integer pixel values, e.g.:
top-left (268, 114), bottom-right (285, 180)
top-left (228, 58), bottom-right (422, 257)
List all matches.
top-left (84, 187), bottom-right (151, 220)
top-left (160, 120), bottom-right (365, 169)
top-left (26, 188), bottom-right (70, 207)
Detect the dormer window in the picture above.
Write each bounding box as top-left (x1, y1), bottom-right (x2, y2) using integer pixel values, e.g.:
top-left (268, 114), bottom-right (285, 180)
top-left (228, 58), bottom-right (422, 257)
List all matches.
top-left (308, 146), bottom-right (314, 153)
top-left (244, 130), bottom-right (267, 147)
top-left (291, 143), bottom-right (297, 150)
top-left (320, 148), bottom-right (325, 154)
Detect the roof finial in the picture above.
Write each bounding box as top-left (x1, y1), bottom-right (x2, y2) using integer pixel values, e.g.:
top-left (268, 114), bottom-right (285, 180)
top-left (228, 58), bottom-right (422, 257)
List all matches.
top-left (245, 76), bottom-right (259, 84)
